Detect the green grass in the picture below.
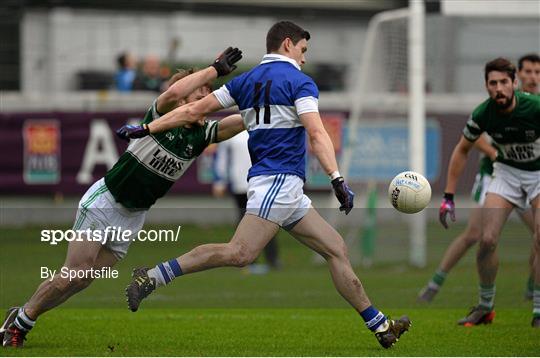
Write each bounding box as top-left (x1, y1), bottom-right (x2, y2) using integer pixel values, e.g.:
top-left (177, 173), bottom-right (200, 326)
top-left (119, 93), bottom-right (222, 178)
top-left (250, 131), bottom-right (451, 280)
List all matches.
top-left (1, 308), bottom-right (539, 356)
top-left (1, 221), bottom-right (538, 356)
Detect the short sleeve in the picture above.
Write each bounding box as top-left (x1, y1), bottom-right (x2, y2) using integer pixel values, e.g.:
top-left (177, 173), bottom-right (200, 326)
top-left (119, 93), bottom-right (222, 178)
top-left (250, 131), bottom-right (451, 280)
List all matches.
top-left (462, 113), bottom-right (483, 142)
top-left (294, 77), bottom-right (319, 115)
top-left (204, 120), bottom-right (219, 145)
top-left (295, 97), bottom-right (319, 115)
top-left (295, 78), bottom-right (319, 101)
top-left (213, 85), bottom-right (236, 109)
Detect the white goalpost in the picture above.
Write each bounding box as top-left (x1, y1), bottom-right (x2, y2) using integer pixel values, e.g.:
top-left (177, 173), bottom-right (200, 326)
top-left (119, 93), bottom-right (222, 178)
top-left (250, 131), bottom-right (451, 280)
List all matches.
top-left (335, 1), bottom-right (427, 267)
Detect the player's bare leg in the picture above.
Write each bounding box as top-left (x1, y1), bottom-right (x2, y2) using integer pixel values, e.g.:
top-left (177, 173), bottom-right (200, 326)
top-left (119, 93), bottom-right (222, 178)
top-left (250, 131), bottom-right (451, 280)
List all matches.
top-left (289, 208), bottom-right (371, 311)
top-left (517, 209), bottom-right (536, 300)
top-left (530, 195), bottom-right (540, 327)
top-left (25, 239), bottom-right (117, 318)
top-left (418, 207), bottom-right (483, 302)
top-left (440, 208), bottom-right (484, 272)
top-left (458, 193), bottom-right (513, 326)
top-left (179, 214), bottom-right (279, 273)
top-left (126, 214), bottom-right (278, 311)
top-left (2, 238), bottom-right (118, 347)
top-left (477, 194), bottom-right (513, 287)
top-left (289, 207), bottom-right (410, 348)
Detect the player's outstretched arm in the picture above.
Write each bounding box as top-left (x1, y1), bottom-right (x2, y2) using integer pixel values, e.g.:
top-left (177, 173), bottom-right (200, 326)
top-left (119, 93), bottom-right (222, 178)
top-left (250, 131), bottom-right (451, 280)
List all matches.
top-left (473, 134), bottom-right (498, 161)
top-left (216, 114), bottom-right (245, 142)
top-left (440, 135), bottom-right (475, 228)
top-left (157, 47), bottom-right (242, 114)
top-left (150, 93), bottom-right (224, 134)
top-left (300, 112), bottom-right (354, 214)
top-left (157, 67), bottom-right (218, 114)
top-left (116, 94), bottom-right (225, 140)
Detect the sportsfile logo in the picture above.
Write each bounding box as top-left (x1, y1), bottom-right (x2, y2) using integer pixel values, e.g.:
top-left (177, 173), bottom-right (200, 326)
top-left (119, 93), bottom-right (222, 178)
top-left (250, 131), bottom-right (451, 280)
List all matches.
top-left (40, 226), bottom-right (182, 245)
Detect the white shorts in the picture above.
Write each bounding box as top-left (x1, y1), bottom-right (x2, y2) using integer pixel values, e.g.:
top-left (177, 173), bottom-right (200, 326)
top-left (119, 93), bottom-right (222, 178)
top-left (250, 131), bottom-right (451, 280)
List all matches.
top-left (246, 174), bottom-right (311, 229)
top-left (486, 162), bottom-right (540, 209)
top-left (73, 178), bottom-right (146, 259)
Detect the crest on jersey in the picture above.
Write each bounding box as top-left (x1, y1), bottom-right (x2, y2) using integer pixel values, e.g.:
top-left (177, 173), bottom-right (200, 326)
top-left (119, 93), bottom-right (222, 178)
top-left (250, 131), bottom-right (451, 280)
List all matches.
top-left (525, 130), bottom-right (535, 141)
top-left (184, 144), bottom-right (194, 157)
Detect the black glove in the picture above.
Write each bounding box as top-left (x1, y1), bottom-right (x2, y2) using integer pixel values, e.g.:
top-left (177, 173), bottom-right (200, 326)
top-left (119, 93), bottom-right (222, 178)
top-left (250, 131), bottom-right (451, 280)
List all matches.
top-left (116, 124), bottom-right (150, 141)
top-left (210, 47), bottom-right (243, 77)
top-left (331, 177), bottom-right (355, 215)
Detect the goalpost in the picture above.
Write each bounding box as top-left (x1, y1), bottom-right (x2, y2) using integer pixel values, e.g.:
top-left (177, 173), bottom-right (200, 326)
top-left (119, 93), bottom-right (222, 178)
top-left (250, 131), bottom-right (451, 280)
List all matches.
top-left (335, 1), bottom-right (427, 267)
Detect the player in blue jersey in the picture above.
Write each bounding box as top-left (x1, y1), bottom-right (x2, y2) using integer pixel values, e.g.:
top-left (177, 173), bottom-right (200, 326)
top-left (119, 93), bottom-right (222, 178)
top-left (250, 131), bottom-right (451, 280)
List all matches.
top-left (121, 21), bottom-right (411, 349)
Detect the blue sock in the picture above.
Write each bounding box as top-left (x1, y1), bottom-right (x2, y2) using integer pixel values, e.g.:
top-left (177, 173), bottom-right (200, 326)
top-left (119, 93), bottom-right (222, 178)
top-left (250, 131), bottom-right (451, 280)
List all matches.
top-left (360, 306), bottom-right (387, 332)
top-left (147, 259), bottom-right (183, 287)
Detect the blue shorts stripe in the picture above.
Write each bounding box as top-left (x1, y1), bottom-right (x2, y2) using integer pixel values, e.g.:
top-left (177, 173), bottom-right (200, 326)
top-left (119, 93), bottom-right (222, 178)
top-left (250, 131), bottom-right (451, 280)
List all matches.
top-left (258, 175), bottom-right (281, 217)
top-left (262, 174), bottom-right (286, 219)
top-left (261, 174), bottom-right (284, 219)
top-left (158, 263), bottom-right (171, 283)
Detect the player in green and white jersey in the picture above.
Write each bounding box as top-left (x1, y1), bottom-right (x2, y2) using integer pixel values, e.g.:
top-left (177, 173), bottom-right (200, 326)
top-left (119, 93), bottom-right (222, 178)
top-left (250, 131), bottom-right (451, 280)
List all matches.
top-left (1, 47), bottom-right (245, 348)
top-left (517, 53), bottom-right (540, 299)
top-left (438, 57), bottom-right (540, 328)
top-left (418, 54), bottom-right (540, 304)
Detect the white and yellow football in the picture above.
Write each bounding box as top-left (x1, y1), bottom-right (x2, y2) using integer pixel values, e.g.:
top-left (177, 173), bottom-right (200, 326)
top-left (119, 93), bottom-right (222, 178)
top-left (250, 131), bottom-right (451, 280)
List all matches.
top-left (388, 171), bottom-right (431, 214)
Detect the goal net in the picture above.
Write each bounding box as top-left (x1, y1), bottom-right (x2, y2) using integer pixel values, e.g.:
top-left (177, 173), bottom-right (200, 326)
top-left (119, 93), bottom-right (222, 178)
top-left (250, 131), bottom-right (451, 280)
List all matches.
top-left (326, 3), bottom-right (539, 268)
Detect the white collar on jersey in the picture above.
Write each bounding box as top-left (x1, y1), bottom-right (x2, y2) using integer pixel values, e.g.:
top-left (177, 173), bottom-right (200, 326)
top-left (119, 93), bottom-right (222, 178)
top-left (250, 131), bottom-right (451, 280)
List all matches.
top-left (260, 53), bottom-right (301, 70)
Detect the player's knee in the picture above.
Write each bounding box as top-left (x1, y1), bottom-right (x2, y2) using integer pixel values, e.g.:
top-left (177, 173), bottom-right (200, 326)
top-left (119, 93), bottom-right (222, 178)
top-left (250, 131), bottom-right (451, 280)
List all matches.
top-left (479, 233), bottom-right (498, 253)
top-left (325, 239), bottom-right (349, 261)
top-left (228, 243), bottom-right (256, 267)
top-left (64, 265), bottom-right (95, 289)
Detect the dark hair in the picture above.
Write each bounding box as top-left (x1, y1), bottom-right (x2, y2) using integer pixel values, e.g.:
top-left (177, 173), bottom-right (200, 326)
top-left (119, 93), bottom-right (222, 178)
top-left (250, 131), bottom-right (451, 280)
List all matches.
top-left (484, 57), bottom-right (516, 82)
top-left (117, 53), bottom-right (127, 68)
top-left (266, 21), bottom-right (311, 53)
top-left (518, 53), bottom-right (540, 71)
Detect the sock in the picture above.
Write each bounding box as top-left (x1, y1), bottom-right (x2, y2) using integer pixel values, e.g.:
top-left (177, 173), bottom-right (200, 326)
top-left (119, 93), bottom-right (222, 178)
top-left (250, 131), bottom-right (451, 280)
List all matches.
top-left (428, 270), bottom-right (447, 290)
top-left (13, 307), bottom-right (35, 332)
top-left (533, 285), bottom-right (540, 318)
top-left (478, 284), bottom-right (496, 310)
top-left (147, 259), bottom-right (183, 288)
top-left (360, 306), bottom-right (388, 332)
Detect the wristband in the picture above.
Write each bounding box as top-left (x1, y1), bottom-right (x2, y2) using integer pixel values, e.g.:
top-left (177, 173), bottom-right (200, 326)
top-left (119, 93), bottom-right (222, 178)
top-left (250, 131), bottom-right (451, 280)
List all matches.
top-left (329, 171), bottom-right (341, 180)
top-left (443, 192), bottom-right (454, 201)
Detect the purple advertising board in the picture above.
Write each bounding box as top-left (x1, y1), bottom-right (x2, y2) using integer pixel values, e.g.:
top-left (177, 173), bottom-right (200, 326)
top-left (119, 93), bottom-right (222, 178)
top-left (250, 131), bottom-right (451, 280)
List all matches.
top-left (0, 110), bottom-right (476, 196)
top-left (0, 111), bottom-right (232, 195)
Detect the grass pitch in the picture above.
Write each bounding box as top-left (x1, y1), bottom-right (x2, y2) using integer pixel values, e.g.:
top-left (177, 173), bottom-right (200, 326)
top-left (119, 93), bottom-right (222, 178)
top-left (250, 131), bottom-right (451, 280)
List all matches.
top-left (1, 221), bottom-right (538, 356)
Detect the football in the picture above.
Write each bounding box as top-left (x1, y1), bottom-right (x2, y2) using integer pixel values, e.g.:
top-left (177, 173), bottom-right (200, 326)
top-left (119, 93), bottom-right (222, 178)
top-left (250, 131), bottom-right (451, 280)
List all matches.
top-left (388, 171), bottom-right (431, 214)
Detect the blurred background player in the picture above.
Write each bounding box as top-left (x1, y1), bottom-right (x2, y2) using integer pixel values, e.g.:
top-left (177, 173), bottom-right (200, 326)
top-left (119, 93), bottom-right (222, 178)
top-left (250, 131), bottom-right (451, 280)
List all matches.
top-left (114, 51), bottom-right (137, 92)
top-left (212, 131), bottom-right (281, 273)
top-left (438, 57), bottom-right (540, 327)
top-left (0, 47), bottom-right (243, 348)
top-left (123, 20), bottom-right (411, 349)
top-left (418, 53), bottom-right (539, 303)
top-left (133, 55), bottom-right (166, 92)
top-left (517, 53), bottom-right (540, 95)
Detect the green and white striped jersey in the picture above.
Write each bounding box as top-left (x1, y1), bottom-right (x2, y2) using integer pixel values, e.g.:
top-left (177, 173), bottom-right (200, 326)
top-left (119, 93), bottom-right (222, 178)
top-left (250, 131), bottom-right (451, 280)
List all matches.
top-left (464, 91), bottom-right (540, 171)
top-left (105, 100), bottom-right (218, 209)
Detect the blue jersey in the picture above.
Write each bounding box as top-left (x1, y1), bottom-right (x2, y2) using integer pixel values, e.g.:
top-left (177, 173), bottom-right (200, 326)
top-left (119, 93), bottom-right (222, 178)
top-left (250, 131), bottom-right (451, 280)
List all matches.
top-left (213, 54), bottom-right (319, 181)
